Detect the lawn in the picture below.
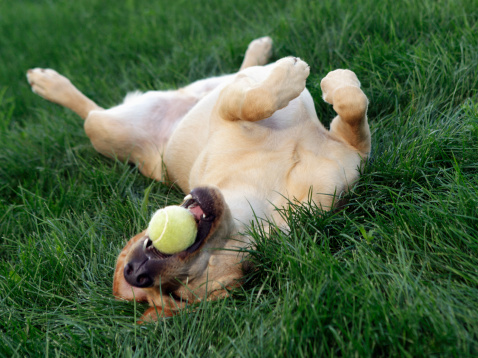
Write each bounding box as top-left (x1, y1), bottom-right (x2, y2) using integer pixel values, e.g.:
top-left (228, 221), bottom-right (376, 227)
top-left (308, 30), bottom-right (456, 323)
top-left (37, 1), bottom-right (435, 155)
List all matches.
top-left (1, 0), bottom-right (477, 356)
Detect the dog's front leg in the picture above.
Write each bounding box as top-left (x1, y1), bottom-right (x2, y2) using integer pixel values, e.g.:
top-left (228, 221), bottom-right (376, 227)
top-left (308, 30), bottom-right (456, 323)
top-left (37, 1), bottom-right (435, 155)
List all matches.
top-left (216, 57), bottom-right (310, 122)
top-left (321, 70), bottom-right (371, 156)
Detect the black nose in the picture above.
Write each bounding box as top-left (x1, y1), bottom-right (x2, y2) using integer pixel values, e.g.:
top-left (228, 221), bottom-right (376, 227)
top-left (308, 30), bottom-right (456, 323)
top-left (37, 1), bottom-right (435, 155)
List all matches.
top-left (124, 261), bottom-right (154, 288)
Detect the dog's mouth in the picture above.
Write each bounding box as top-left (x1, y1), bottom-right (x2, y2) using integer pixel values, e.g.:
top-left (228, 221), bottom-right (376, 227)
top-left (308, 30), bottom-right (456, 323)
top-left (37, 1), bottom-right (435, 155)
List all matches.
top-left (123, 187), bottom-right (224, 289)
top-left (142, 188), bottom-right (217, 260)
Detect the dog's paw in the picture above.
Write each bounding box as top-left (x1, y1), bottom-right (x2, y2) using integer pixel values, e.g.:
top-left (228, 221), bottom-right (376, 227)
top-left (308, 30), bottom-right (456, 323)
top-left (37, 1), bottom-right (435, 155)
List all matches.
top-left (272, 57), bottom-right (310, 102)
top-left (320, 69), bottom-right (361, 105)
top-left (275, 56), bottom-right (310, 79)
top-left (26, 68), bottom-right (75, 103)
top-left (246, 36), bottom-right (273, 66)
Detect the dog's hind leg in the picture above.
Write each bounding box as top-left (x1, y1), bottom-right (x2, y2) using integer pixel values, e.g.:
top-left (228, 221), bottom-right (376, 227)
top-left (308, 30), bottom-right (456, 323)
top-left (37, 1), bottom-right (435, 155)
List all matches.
top-left (27, 68), bottom-right (168, 180)
top-left (321, 69), bottom-right (371, 157)
top-left (82, 108), bottom-right (166, 180)
top-left (217, 57), bottom-right (310, 122)
top-left (27, 68), bottom-right (102, 119)
top-left (239, 36), bottom-right (273, 71)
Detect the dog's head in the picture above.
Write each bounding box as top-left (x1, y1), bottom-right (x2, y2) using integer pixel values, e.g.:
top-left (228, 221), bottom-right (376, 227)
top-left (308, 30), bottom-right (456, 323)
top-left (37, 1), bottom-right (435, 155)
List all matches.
top-left (113, 186), bottom-right (247, 317)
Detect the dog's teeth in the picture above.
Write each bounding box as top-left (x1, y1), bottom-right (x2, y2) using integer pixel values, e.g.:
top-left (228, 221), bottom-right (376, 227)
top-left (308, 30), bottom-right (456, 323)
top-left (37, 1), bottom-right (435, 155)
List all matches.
top-left (143, 238), bottom-right (152, 251)
top-left (183, 194), bottom-right (192, 201)
top-left (202, 214), bottom-right (206, 219)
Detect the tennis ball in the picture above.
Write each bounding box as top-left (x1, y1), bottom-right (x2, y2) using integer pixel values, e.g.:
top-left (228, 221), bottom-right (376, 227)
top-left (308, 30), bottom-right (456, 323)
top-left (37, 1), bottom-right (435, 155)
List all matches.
top-left (147, 206), bottom-right (197, 254)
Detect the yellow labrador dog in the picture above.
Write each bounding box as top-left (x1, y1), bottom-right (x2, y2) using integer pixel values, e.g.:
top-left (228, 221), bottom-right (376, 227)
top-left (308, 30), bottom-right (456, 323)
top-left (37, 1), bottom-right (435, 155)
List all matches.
top-left (27, 37), bottom-right (370, 322)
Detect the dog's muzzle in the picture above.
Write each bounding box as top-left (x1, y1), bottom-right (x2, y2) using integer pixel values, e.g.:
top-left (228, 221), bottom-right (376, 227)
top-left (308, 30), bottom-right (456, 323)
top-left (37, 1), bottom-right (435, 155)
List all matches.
top-left (123, 187), bottom-right (222, 288)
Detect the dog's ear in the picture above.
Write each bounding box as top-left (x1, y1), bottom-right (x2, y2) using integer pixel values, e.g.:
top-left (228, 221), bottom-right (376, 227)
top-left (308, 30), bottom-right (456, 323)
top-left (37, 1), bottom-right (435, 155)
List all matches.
top-left (113, 230), bottom-right (149, 302)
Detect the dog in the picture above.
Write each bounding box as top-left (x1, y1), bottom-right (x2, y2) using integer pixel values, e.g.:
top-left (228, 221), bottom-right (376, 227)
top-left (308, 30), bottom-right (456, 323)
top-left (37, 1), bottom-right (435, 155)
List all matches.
top-left (27, 36), bottom-right (371, 322)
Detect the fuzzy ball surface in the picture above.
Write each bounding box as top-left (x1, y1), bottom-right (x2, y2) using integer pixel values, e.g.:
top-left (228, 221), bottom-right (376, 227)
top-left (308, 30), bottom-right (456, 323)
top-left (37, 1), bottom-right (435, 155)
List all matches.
top-left (147, 206), bottom-right (197, 254)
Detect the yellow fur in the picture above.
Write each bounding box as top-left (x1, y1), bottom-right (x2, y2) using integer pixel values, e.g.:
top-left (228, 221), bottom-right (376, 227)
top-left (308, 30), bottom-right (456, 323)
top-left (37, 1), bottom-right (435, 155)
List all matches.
top-left (27, 36), bottom-right (370, 322)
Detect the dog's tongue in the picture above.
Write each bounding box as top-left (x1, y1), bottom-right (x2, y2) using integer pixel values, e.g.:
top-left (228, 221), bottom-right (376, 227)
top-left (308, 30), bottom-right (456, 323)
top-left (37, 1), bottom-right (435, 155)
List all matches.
top-left (188, 205), bottom-right (204, 222)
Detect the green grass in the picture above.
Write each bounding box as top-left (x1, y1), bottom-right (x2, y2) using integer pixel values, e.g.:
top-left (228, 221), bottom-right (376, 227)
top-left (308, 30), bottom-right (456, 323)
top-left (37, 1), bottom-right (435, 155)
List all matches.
top-left (1, 0), bottom-right (478, 356)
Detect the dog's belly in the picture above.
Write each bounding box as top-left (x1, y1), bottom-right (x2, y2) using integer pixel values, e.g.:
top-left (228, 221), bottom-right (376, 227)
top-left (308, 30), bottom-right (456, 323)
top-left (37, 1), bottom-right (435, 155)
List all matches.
top-left (164, 63), bottom-right (281, 185)
top-left (189, 128), bottom-right (360, 228)
top-left (180, 104), bottom-right (356, 226)
top-left (163, 84), bottom-right (227, 192)
top-left (165, 64), bottom-right (363, 230)
top-left (164, 66), bottom-right (318, 192)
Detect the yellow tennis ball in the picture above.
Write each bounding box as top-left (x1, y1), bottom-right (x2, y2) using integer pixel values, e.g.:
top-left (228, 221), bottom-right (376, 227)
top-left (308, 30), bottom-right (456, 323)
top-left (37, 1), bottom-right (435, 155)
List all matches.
top-left (147, 206), bottom-right (197, 254)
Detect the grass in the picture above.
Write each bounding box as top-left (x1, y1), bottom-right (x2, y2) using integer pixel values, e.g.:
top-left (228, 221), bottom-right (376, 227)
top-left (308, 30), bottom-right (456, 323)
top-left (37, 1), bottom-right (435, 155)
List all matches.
top-left (1, 0), bottom-right (477, 356)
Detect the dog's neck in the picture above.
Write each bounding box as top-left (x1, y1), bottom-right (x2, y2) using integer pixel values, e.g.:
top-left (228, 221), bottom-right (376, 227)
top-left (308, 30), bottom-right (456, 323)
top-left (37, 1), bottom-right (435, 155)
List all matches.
top-left (220, 188), bottom-right (292, 239)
